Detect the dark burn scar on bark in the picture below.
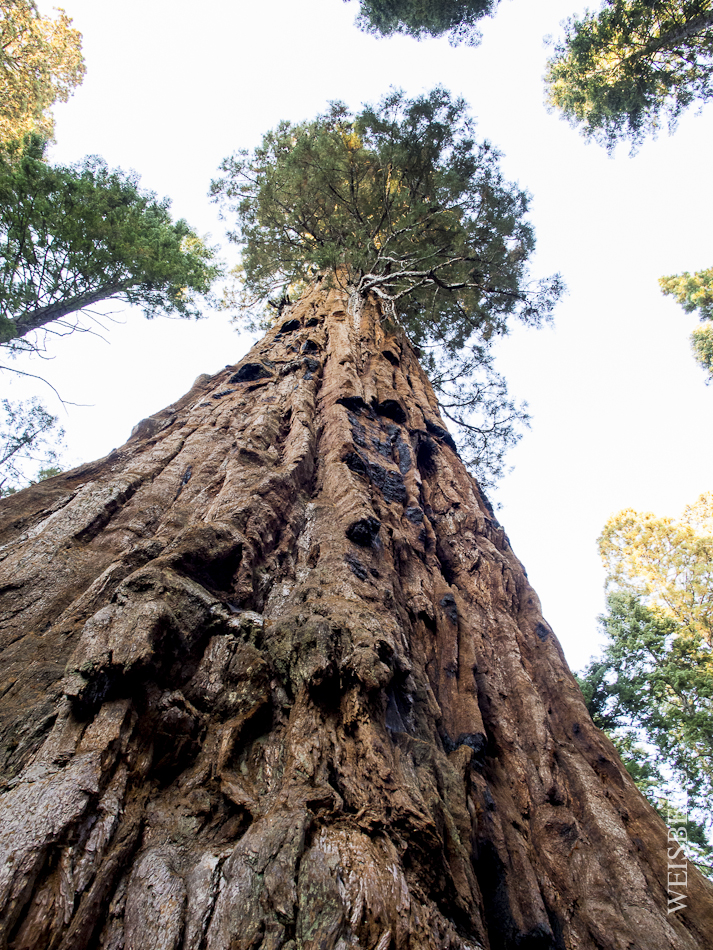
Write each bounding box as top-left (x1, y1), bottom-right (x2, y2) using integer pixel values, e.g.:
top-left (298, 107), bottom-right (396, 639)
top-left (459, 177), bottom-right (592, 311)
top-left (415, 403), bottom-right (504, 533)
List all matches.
top-left (230, 363), bottom-right (273, 383)
top-left (344, 552), bottom-right (368, 580)
top-left (440, 593), bottom-right (458, 623)
top-left (536, 622), bottom-right (550, 642)
top-left (342, 450), bottom-right (406, 505)
top-left (346, 516), bottom-right (381, 546)
top-left (373, 399), bottom-right (406, 424)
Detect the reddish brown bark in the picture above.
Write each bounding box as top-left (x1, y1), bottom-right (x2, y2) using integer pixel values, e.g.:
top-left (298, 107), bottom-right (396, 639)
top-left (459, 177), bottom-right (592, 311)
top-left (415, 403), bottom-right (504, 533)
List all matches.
top-left (0, 280), bottom-right (711, 950)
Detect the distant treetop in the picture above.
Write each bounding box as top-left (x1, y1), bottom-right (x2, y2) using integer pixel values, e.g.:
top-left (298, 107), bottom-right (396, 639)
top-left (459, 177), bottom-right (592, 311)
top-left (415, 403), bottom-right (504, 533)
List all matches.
top-left (347, 0), bottom-right (499, 45)
top-left (0, 0), bottom-right (85, 148)
top-left (545, 0), bottom-right (713, 150)
top-left (546, 2), bottom-right (713, 375)
top-left (660, 265), bottom-right (713, 380)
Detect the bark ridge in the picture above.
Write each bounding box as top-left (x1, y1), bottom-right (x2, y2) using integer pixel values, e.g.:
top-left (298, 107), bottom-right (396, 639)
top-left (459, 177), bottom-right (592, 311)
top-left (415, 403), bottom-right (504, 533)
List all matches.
top-left (0, 281), bottom-right (711, 950)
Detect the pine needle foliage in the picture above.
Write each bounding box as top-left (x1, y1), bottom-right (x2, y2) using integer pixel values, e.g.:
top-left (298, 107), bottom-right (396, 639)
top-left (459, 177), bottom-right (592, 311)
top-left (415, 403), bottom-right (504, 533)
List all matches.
top-left (580, 496), bottom-right (713, 870)
top-left (545, 0), bottom-right (713, 150)
top-left (0, 136), bottom-right (221, 345)
top-left (211, 88), bottom-right (563, 486)
top-left (0, 396), bottom-right (63, 495)
top-left (0, 0), bottom-right (85, 148)
top-left (347, 0), bottom-right (498, 45)
top-left (599, 493), bottom-right (713, 648)
top-left (577, 593), bottom-right (713, 873)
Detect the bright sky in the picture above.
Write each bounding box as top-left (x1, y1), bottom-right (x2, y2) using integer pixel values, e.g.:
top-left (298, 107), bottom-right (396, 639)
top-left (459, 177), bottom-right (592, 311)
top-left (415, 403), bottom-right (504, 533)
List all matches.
top-left (12, 0), bottom-right (712, 670)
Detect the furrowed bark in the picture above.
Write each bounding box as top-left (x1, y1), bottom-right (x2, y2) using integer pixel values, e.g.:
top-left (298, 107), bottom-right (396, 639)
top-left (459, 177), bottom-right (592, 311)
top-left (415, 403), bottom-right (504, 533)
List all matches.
top-left (0, 279), bottom-right (711, 950)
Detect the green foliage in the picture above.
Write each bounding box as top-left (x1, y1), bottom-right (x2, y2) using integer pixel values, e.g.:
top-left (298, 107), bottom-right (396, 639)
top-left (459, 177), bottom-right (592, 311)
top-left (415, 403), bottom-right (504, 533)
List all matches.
top-left (0, 396), bottom-right (64, 495)
top-left (347, 0), bottom-right (498, 45)
top-left (577, 657), bottom-right (665, 793)
top-left (660, 267), bottom-right (713, 379)
top-left (578, 593), bottom-right (713, 872)
top-left (656, 800), bottom-right (713, 875)
top-left (546, 2), bottom-right (713, 367)
top-left (545, 0), bottom-right (713, 150)
top-left (582, 496), bottom-right (713, 874)
top-left (212, 88), bottom-right (562, 486)
top-left (0, 136), bottom-right (221, 343)
top-left (691, 323), bottom-right (713, 378)
top-left (36, 465), bottom-right (62, 480)
top-left (0, 0), bottom-right (85, 148)
top-left (599, 493), bottom-right (713, 647)
top-left (660, 266), bottom-right (713, 322)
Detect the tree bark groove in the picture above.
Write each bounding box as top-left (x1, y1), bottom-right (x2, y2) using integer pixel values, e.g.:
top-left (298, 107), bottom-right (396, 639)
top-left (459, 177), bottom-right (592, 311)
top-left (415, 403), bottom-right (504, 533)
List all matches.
top-left (0, 280), bottom-right (711, 950)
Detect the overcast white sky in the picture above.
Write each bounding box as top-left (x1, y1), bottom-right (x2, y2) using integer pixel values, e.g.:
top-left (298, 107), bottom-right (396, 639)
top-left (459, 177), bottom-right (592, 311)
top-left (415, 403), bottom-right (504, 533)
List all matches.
top-left (11, 0), bottom-right (712, 669)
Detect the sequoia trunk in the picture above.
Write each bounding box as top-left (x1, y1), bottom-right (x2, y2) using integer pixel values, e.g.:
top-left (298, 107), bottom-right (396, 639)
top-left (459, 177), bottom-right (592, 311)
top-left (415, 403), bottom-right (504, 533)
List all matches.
top-left (0, 281), bottom-right (711, 950)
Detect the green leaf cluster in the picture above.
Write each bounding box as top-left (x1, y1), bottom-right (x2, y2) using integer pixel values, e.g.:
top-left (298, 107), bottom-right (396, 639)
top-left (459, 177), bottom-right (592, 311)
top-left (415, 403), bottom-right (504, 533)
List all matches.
top-left (0, 0), bottom-right (85, 148)
top-left (0, 136), bottom-right (221, 343)
top-left (212, 88), bottom-right (562, 486)
top-left (545, 0), bottom-right (713, 150)
top-left (0, 395), bottom-right (64, 495)
top-left (581, 498), bottom-right (713, 872)
top-left (660, 266), bottom-right (713, 379)
top-left (347, 0), bottom-right (498, 45)
top-left (578, 593), bottom-right (713, 872)
top-left (599, 494), bottom-right (713, 647)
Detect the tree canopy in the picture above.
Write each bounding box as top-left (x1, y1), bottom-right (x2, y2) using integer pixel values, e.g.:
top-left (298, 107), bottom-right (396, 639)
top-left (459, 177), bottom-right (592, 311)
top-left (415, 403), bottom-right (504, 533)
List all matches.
top-left (583, 494), bottom-right (713, 865)
top-left (347, 0), bottom-right (498, 45)
top-left (0, 136), bottom-right (221, 347)
top-left (599, 492), bottom-right (713, 647)
top-left (577, 592), bottom-right (713, 872)
top-left (576, 494), bottom-right (713, 871)
top-left (0, 396), bottom-right (63, 496)
top-left (0, 0), bottom-right (85, 148)
top-left (660, 266), bottom-right (713, 379)
top-left (545, 0), bottom-right (713, 150)
top-left (211, 88), bottom-right (563, 485)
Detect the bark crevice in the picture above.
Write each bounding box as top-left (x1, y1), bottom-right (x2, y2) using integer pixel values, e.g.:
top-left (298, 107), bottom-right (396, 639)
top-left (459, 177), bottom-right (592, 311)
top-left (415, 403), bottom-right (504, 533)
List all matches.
top-left (0, 283), bottom-right (711, 949)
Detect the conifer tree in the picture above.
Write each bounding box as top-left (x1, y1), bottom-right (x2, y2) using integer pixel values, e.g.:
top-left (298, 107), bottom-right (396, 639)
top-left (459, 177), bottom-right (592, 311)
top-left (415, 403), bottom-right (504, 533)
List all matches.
top-left (545, 0), bottom-right (713, 150)
top-left (1, 137), bottom-right (220, 347)
top-left (0, 0), bottom-right (85, 147)
top-left (212, 88), bottom-right (562, 484)
top-left (347, 0), bottom-right (498, 45)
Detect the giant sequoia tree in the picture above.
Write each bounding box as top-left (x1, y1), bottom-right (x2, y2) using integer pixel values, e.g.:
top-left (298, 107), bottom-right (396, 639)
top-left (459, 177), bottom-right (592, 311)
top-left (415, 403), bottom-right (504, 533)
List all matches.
top-left (1, 279), bottom-right (712, 950)
top-left (1, 92), bottom-right (713, 950)
top-left (212, 89), bottom-right (562, 485)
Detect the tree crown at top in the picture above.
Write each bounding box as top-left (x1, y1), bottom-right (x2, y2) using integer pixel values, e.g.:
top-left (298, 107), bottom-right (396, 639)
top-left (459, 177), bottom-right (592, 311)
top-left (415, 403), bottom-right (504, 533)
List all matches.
top-left (212, 88), bottom-right (561, 350)
top-left (347, 0), bottom-right (498, 45)
top-left (545, 0), bottom-right (713, 150)
top-left (211, 88), bottom-right (563, 485)
top-left (0, 0), bottom-right (85, 148)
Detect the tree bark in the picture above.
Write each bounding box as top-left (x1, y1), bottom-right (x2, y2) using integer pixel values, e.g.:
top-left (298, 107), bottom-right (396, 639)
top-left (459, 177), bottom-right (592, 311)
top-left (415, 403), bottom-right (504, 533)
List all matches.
top-left (0, 279), bottom-right (711, 950)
